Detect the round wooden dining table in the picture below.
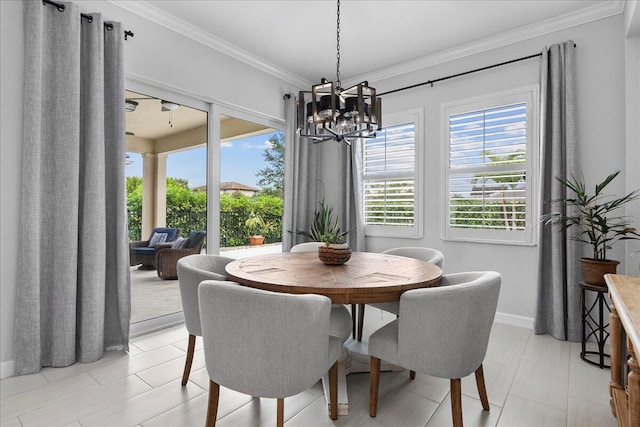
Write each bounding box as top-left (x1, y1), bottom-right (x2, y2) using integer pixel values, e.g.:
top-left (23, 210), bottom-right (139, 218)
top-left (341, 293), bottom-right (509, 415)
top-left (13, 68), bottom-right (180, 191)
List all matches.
top-left (225, 251), bottom-right (442, 305)
top-left (225, 250), bottom-right (442, 416)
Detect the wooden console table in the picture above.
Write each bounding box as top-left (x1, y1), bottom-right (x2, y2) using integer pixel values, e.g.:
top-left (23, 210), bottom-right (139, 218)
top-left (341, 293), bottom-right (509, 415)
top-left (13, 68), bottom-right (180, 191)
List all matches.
top-left (606, 274), bottom-right (640, 427)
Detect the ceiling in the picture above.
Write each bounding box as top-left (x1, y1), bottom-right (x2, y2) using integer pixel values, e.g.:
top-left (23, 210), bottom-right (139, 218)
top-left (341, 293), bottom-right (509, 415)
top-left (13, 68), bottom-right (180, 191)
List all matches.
top-left (125, 91), bottom-right (207, 140)
top-left (119, 0), bottom-right (621, 85)
top-left (125, 90), bottom-right (271, 143)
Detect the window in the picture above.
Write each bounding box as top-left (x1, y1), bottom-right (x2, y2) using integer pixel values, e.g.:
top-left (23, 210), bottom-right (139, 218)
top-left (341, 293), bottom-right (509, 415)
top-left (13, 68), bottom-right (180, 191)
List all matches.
top-left (363, 109), bottom-right (422, 238)
top-left (443, 87), bottom-right (538, 245)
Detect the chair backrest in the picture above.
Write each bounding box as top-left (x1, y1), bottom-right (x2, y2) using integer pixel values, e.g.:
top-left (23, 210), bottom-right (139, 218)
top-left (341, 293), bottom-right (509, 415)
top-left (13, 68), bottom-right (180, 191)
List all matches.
top-left (397, 271), bottom-right (500, 379)
top-left (290, 242), bottom-right (324, 253)
top-left (382, 247), bottom-right (444, 269)
top-left (148, 227), bottom-right (180, 243)
top-left (198, 281), bottom-right (334, 398)
top-left (184, 230), bottom-right (206, 250)
top-left (177, 254), bottom-right (235, 336)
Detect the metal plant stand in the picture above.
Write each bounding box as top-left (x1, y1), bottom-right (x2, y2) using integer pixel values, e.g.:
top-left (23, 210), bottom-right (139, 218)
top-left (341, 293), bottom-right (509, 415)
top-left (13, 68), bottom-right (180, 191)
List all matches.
top-left (579, 281), bottom-right (611, 369)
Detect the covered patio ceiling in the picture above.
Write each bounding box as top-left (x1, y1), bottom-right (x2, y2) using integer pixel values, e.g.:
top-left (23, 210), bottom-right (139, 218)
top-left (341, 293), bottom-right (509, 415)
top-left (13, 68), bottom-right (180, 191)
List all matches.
top-left (125, 90), bottom-right (273, 155)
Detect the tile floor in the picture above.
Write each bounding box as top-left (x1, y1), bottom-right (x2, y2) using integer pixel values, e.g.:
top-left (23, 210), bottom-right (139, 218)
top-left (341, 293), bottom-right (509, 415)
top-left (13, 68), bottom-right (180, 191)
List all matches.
top-left (0, 307), bottom-right (616, 427)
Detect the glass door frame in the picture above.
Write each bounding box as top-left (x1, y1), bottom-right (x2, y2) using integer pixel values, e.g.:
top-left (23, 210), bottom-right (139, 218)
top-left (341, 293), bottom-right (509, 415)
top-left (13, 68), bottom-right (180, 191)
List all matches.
top-left (126, 75), bottom-right (284, 337)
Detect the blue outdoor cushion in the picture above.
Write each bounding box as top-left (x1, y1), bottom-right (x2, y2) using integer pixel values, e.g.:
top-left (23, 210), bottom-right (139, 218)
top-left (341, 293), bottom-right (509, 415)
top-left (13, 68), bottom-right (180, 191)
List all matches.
top-left (132, 247), bottom-right (156, 255)
top-left (185, 231), bottom-right (206, 248)
top-left (171, 237), bottom-right (189, 249)
top-left (149, 232), bottom-right (168, 247)
top-left (148, 227), bottom-right (179, 242)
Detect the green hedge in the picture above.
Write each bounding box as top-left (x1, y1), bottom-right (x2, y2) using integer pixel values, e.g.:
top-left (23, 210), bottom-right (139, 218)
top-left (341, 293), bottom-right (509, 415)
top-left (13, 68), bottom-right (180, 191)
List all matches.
top-left (127, 177), bottom-right (283, 246)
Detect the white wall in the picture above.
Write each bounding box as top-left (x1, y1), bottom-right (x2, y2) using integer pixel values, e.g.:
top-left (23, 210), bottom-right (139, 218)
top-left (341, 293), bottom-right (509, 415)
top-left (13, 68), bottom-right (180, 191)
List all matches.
top-left (1, 0), bottom-right (26, 379)
top-left (0, 0), bottom-right (300, 376)
top-left (320, 14), bottom-right (635, 325)
top-left (624, 2), bottom-right (640, 275)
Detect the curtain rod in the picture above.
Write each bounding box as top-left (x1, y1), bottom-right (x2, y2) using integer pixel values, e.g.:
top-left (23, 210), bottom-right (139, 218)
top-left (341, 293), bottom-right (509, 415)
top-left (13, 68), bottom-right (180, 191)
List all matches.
top-left (379, 43), bottom-right (576, 97)
top-left (42, 0), bottom-right (134, 40)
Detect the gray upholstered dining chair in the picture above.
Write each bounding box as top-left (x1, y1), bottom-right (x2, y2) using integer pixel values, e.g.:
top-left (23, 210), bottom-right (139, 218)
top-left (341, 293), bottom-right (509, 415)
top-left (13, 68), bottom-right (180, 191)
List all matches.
top-left (199, 280), bottom-right (341, 427)
top-left (356, 247), bottom-right (445, 341)
top-left (369, 271), bottom-right (501, 427)
top-left (290, 242), bottom-right (354, 342)
top-left (176, 254), bottom-right (235, 386)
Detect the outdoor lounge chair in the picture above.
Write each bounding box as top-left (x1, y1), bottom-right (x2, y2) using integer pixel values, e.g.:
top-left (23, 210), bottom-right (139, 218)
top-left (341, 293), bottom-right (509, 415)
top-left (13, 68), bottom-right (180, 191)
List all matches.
top-left (156, 230), bottom-right (207, 279)
top-left (129, 227), bottom-right (180, 269)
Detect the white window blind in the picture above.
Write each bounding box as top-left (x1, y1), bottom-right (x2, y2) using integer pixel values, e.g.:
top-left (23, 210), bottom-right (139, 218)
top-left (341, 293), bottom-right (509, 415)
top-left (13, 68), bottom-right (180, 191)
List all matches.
top-left (443, 87), bottom-right (538, 245)
top-left (363, 122), bottom-right (416, 227)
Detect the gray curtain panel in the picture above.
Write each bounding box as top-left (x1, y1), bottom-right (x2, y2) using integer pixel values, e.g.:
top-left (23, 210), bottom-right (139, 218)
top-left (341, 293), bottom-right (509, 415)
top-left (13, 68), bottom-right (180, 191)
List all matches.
top-left (282, 95), bottom-right (320, 251)
top-left (15, 1), bottom-right (130, 375)
top-left (534, 40), bottom-right (580, 341)
top-left (339, 140), bottom-right (366, 251)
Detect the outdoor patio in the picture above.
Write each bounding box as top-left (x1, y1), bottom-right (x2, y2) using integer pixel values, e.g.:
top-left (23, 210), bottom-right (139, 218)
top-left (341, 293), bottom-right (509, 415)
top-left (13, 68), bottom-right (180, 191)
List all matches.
top-left (130, 243), bottom-right (283, 323)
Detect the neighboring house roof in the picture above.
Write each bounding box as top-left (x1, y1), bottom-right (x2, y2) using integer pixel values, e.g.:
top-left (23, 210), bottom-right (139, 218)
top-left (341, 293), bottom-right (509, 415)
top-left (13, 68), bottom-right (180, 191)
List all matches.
top-left (193, 182), bottom-right (260, 192)
top-left (219, 182), bottom-right (260, 192)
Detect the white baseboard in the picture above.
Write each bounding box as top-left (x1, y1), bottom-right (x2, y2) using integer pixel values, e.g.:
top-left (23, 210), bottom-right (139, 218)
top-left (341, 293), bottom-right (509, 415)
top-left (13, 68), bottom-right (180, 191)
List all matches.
top-left (494, 311), bottom-right (534, 330)
top-left (1, 359), bottom-right (15, 379)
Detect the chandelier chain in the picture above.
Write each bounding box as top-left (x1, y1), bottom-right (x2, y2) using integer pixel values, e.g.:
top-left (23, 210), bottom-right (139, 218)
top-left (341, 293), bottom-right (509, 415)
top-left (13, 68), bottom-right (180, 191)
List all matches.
top-left (296, 0), bottom-right (380, 144)
top-left (336, 0), bottom-right (341, 89)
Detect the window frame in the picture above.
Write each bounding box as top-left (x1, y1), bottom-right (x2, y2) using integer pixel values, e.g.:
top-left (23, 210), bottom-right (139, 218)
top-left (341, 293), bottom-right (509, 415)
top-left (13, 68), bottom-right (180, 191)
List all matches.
top-left (441, 86), bottom-right (539, 245)
top-left (363, 108), bottom-right (423, 239)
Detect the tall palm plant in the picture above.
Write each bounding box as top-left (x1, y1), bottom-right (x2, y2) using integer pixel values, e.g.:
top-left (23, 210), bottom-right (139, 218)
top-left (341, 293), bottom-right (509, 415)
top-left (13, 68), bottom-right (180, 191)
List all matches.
top-left (541, 170), bottom-right (640, 261)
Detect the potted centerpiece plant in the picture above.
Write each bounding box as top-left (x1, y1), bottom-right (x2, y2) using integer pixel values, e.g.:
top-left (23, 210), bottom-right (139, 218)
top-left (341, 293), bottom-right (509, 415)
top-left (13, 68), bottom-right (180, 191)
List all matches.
top-left (245, 211), bottom-right (273, 246)
top-left (297, 200), bottom-right (352, 265)
top-left (541, 170), bottom-right (640, 285)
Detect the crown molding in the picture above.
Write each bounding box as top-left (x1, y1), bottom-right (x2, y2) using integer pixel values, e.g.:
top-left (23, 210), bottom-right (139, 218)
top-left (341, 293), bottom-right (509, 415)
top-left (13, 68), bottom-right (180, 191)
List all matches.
top-left (344, 0), bottom-right (625, 87)
top-left (108, 0), bottom-right (311, 89)
top-left (109, 0), bottom-right (623, 90)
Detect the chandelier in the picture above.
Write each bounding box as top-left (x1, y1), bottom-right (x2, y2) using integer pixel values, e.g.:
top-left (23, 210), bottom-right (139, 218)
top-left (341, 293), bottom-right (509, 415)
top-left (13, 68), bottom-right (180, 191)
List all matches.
top-left (297, 0), bottom-right (382, 144)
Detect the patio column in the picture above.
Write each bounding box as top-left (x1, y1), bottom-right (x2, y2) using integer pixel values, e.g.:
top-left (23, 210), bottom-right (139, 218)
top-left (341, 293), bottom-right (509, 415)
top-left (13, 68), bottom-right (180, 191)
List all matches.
top-left (141, 152), bottom-right (157, 239)
top-left (155, 153), bottom-right (168, 229)
top-left (141, 152), bottom-right (167, 238)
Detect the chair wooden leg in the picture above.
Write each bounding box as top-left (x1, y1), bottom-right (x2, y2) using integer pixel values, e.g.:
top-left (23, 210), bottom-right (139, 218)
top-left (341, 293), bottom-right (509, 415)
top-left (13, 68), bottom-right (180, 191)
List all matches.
top-left (276, 398), bottom-right (284, 427)
top-left (450, 378), bottom-right (463, 427)
top-left (409, 370), bottom-right (416, 380)
top-left (181, 334), bottom-right (196, 386)
top-left (328, 361), bottom-right (338, 420)
top-left (206, 380), bottom-right (220, 427)
top-left (475, 364), bottom-right (490, 411)
top-left (357, 304), bottom-right (365, 342)
top-left (370, 356), bottom-right (381, 417)
top-left (351, 304), bottom-right (357, 339)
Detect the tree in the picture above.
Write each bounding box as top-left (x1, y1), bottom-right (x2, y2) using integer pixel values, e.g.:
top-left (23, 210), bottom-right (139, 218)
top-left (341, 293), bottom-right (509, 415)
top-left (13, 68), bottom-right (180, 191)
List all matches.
top-left (167, 177), bottom-right (190, 189)
top-left (126, 177), bottom-right (143, 240)
top-left (462, 149), bottom-right (526, 230)
top-left (126, 176), bottom-right (142, 194)
top-left (256, 132), bottom-right (284, 197)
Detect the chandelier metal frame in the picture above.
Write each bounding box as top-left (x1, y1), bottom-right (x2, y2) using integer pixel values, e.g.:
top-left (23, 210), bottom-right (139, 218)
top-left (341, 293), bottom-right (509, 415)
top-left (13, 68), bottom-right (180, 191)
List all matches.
top-left (297, 0), bottom-right (382, 144)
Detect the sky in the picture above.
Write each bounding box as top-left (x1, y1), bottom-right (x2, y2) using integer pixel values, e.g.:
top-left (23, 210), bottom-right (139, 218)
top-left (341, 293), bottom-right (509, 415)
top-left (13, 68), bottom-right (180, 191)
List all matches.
top-left (125, 131), bottom-right (279, 189)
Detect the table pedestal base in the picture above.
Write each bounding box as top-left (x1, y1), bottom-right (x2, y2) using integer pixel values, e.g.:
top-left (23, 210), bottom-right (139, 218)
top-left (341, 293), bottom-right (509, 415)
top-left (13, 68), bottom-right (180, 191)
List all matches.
top-left (322, 337), bottom-right (407, 416)
top-left (345, 338), bottom-right (405, 374)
